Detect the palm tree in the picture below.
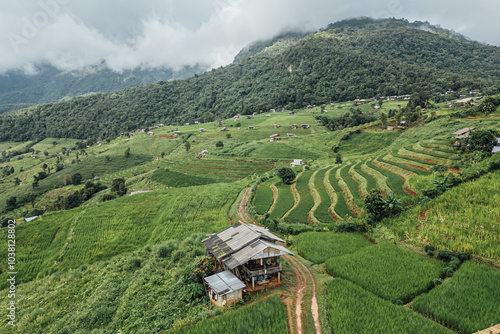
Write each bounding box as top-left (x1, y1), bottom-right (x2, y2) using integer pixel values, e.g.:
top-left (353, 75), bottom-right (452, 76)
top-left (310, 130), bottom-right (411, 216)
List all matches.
top-left (430, 174), bottom-right (451, 194)
top-left (381, 192), bottom-right (402, 218)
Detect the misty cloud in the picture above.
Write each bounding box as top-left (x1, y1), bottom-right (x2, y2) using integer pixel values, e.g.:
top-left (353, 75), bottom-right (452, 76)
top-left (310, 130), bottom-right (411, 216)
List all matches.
top-left (0, 0), bottom-right (499, 74)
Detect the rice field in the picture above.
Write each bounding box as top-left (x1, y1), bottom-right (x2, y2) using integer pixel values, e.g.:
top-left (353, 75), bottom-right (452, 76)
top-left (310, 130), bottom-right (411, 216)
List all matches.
top-left (296, 232), bottom-right (372, 264)
top-left (326, 243), bottom-right (446, 303)
top-left (412, 261), bottom-right (500, 334)
top-left (326, 279), bottom-right (454, 334)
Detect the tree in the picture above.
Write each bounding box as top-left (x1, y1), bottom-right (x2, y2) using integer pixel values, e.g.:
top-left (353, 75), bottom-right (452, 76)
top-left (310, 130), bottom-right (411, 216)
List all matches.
top-left (395, 110), bottom-right (402, 126)
top-left (25, 193), bottom-right (36, 208)
top-left (277, 167), bottom-right (296, 184)
top-left (42, 163), bottom-right (48, 171)
top-left (335, 153), bottom-right (343, 164)
top-left (380, 112), bottom-right (388, 127)
top-left (364, 190), bottom-right (385, 223)
top-left (184, 141), bottom-right (191, 152)
top-left (381, 192), bottom-right (402, 218)
top-left (461, 129), bottom-right (496, 153)
top-left (71, 173), bottom-right (83, 185)
top-left (14, 177), bottom-right (21, 186)
top-left (64, 174), bottom-right (72, 186)
top-left (215, 141), bottom-right (224, 148)
top-left (124, 147), bottom-right (130, 157)
top-left (111, 178), bottom-right (127, 196)
top-left (6, 196), bottom-right (17, 211)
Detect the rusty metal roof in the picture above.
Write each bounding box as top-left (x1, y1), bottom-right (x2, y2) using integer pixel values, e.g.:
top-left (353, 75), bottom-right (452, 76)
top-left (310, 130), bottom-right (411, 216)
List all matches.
top-left (202, 222), bottom-right (287, 268)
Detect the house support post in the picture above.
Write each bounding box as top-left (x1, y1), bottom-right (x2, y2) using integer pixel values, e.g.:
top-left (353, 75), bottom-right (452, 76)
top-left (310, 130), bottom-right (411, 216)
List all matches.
top-left (278, 272), bottom-right (281, 284)
top-left (252, 276), bottom-right (255, 290)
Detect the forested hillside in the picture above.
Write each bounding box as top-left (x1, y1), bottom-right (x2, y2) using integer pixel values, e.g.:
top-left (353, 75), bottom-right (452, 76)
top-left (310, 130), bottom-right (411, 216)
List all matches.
top-left (0, 64), bottom-right (207, 114)
top-left (1, 18), bottom-right (500, 142)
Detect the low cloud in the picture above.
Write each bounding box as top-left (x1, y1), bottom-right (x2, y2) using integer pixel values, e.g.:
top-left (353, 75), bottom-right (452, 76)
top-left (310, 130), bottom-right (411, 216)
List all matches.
top-left (0, 0), bottom-right (498, 74)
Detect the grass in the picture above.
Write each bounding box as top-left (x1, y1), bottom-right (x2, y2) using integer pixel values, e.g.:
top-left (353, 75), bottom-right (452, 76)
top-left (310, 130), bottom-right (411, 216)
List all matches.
top-left (326, 279), bottom-right (454, 334)
top-left (151, 168), bottom-right (220, 187)
top-left (296, 232), bottom-right (372, 264)
top-left (326, 243), bottom-right (446, 303)
top-left (269, 183), bottom-right (295, 220)
top-left (0, 234), bottom-right (226, 333)
top-left (367, 157), bottom-right (408, 197)
top-left (327, 167), bottom-right (352, 218)
top-left (0, 182), bottom-right (243, 288)
top-left (253, 178), bottom-right (276, 215)
top-left (312, 168), bottom-right (337, 224)
top-left (412, 261), bottom-right (500, 334)
top-left (175, 295), bottom-right (288, 334)
top-left (285, 170), bottom-right (315, 224)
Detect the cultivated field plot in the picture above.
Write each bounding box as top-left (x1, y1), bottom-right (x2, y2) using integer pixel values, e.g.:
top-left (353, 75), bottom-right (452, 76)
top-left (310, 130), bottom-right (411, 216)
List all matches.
top-left (253, 178), bottom-right (276, 215)
top-left (151, 168), bottom-right (219, 187)
top-left (296, 232), bottom-right (372, 264)
top-left (0, 182), bottom-right (242, 287)
top-left (412, 261), bottom-right (500, 334)
top-left (285, 169), bottom-right (315, 224)
top-left (384, 171), bottom-right (500, 261)
top-left (311, 167), bottom-right (337, 223)
top-left (176, 295), bottom-right (288, 334)
top-left (269, 183), bottom-right (295, 220)
top-left (326, 243), bottom-right (445, 303)
top-left (326, 279), bottom-right (454, 334)
top-left (173, 158), bottom-right (275, 180)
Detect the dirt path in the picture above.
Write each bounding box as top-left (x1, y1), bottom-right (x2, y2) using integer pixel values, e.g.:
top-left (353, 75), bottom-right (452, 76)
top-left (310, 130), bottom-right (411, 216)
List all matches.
top-left (237, 185), bottom-right (322, 334)
top-left (238, 187), bottom-right (254, 223)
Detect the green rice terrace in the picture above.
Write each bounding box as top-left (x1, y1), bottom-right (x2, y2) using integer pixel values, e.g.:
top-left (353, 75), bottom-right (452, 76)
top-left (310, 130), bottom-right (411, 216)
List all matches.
top-left (1, 99), bottom-right (499, 334)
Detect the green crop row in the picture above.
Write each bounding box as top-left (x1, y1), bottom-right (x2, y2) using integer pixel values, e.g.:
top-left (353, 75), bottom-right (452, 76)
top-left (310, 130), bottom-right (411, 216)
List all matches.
top-left (412, 261), bottom-right (500, 334)
top-left (327, 167), bottom-right (352, 218)
top-left (253, 179), bottom-right (275, 215)
top-left (269, 184), bottom-right (295, 220)
top-left (368, 157), bottom-right (408, 197)
top-left (297, 232), bottom-right (372, 264)
top-left (312, 169), bottom-right (337, 224)
top-left (175, 295), bottom-right (288, 334)
top-left (382, 153), bottom-right (430, 175)
top-left (326, 243), bottom-right (445, 303)
top-left (326, 279), bottom-right (454, 334)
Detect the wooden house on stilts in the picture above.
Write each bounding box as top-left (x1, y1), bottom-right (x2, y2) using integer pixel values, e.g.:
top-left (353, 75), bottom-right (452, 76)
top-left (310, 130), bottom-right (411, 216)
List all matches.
top-left (202, 221), bottom-right (293, 296)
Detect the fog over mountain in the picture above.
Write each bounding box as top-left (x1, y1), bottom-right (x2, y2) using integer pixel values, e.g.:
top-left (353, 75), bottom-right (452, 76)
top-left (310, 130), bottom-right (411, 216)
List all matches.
top-left (1, 0), bottom-right (499, 74)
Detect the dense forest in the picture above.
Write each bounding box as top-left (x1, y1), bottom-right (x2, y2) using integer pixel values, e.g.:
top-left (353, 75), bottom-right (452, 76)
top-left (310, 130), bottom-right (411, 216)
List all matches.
top-left (1, 18), bottom-right (500, 142)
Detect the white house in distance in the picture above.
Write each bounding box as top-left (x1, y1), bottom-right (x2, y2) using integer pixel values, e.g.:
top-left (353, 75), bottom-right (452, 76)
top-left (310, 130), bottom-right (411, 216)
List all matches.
top-left (290, 159), bottom-right (303, 167)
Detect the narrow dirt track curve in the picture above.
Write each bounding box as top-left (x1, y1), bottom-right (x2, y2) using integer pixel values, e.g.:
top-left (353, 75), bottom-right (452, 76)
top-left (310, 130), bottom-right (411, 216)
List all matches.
top-left (237, 186), bottom-right (321, 334)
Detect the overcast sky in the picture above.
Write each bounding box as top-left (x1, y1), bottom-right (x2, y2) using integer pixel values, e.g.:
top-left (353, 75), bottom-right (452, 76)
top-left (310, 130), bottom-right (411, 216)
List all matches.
top-left (1, 0), bottom-right (499, 74)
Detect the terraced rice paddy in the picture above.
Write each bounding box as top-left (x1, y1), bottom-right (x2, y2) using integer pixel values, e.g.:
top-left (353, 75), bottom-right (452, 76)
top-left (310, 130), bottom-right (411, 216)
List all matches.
top-left (252, 141), bottom-right (453, 223)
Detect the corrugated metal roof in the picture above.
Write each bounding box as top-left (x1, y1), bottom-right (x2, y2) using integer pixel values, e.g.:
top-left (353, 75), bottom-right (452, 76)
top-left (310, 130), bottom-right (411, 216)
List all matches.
top-left (452, 127), bottom-right (475, 135)
top-left (492, 146), bottom-right (500, 153)
top-left (204, 270), bottom-right (245, 295)
top-left (226, 239), bottom-right (293, 269)
top-left (202, 222), bottom-right (284, 262)
top-left (24, 216), bottom-right (38, 222)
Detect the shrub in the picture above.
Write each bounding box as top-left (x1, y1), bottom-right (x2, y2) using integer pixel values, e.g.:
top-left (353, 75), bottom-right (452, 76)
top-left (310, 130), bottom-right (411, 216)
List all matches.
top-left (455, 251), bottom-right (469, 262)
top-left (172, 250), bottom-right (186, 262)
top-left (437, 249), bottom-right (453, 261)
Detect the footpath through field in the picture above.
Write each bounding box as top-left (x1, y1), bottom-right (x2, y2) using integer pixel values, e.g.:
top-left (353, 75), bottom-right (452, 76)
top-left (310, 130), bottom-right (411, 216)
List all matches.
top-left (237, 186), bottom-right (321, 334)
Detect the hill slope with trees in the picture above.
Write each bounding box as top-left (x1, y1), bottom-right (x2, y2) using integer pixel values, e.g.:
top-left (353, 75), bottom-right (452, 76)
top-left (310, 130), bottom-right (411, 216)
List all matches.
top-left (1, 18), bottom-right (499, 142)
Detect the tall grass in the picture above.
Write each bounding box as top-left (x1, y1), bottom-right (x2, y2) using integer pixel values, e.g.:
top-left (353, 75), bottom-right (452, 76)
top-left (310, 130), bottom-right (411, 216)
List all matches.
top-left (297, 232), bottom-right (372, 264)
top-left (412, 261), bottom-right (500, 334)
top-left (326, 243), bottom-right (445, 303)
top-left (326, 279), bottom-right (454, 334)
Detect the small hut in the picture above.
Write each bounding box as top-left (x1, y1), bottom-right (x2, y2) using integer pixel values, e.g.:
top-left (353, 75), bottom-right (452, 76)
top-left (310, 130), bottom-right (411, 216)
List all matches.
top-left (205, 270), bottom-right (246, 307)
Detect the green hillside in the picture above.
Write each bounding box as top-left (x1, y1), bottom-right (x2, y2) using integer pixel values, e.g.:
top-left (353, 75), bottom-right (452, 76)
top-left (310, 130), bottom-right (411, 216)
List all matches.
top-left (2, 18), bottom-right (500, 141)
top-left (0, 17), bottom-right (499, 334)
